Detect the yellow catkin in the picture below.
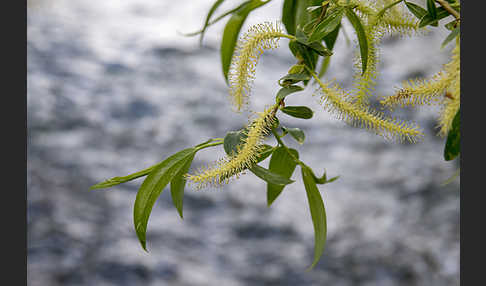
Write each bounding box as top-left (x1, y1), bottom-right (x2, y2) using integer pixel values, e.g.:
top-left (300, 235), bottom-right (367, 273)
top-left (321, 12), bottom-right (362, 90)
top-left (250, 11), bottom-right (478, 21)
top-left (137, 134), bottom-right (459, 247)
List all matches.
top-left (351, 0), bottom-right (419, 35)
top-left (438, 78), bottom-right (460, 137)
top-left (381, 72), bottom-right (454, 108)
top-left (352, 0), bottom-right (419, 107)
top-left (314, 76), bottom-right (423, 143)
top-left (438, 38), bottom-right (460, 136)
top-left (228, 22), bottom-right (288, 112)
top-left (381, 37), bottom-right (460, 109)
top-left (186, 105), bottom-right (277, 188)
top-left (379, 0), bottom-right (419, 36)
top-left (352, 22), bottom-right (382, 107)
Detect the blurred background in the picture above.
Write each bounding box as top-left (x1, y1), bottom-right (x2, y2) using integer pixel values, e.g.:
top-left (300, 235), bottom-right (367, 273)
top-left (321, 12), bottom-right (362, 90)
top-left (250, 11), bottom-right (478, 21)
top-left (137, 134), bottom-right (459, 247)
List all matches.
top-left (27, 0), bottom-right (459, 285)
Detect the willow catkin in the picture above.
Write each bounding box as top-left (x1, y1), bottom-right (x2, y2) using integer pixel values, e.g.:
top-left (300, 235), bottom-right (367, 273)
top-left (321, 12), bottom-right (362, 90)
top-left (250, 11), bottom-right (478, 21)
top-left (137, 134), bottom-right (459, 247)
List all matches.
top-left (228, 22), bottom-right (288, 111)
top-left (186, 105), bottom-right (277, 188)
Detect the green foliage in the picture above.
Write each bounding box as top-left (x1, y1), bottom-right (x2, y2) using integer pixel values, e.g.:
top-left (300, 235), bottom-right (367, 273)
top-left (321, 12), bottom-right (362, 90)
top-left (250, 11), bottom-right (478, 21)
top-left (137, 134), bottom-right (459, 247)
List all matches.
top-left (220, 0), bottom-right (270, 82)
top-left (344, 7), bottom-right (368, 75)
top-left (281, 106), bottom-right (314, 119)
top-left (301, 165), bottom-right (327, 270)
top-left (134, 148), bottom-right (197, 250)
top-left (267, 146), bottom-right (299, 205)
top-left (92, 0), bottom-right (460, 269)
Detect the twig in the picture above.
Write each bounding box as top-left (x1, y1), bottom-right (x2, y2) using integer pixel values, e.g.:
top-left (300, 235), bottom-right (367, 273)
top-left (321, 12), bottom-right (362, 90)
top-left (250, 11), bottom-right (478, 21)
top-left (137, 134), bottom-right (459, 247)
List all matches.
top-left (435, 0), bottom-right (460, 21)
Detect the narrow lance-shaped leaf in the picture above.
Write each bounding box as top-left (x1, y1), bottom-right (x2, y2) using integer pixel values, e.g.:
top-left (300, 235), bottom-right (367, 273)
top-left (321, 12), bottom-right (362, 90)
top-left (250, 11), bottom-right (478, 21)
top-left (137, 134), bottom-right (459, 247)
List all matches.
top-left (267, 146), bottom-right (299, 206)
top-left (404, 1), bottom-right (428, 20)
top-left (289, 36), bottom-right (319, 72)
top-left (426, 0), bottom-right (437, 20)
top-left (170, 153), bottom-right (196, 219)
top-left (276, 85), bottom-right (304, 103)
top-left (250, 164), bottom-right (295, 186)
top-left (419, 7), bottom-right (451, 28)
top-left (319, 23), bottom-right (340, 78)
top-left (308, 7), bottom-right (344, 43)
top-left (221, 0), bottom-right (270, 82)
top-left (323, 23), bottom-right (340, 50)
top-left (295, 0), bottom-right (322, 32)
top-left (281, 106), bottom-right (314, 119)
top-left (308, 167), bottom-right (339, 185)
top-left (284, 127), bottom-right (306, 144)
top-left (441, 27), bottom-right (459, 49)
top-left (279, 71), bottom-right (311, 86)
top-left (91, 164), bottom-right (158, 190)
top-left (198, 0), bottom-right (226, 44)
top-left (301, 166), bottom-right (327, 270)
top-left (345, 7), bottom-right (368, 75)
top-left (282, 0), bottom-right (298, 35)
top-left (134, 148), bottom-right (196, 251)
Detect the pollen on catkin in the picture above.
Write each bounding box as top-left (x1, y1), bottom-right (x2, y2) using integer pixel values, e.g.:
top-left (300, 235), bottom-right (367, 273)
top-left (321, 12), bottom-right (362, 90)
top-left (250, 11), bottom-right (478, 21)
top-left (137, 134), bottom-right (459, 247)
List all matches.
top-left (438, 79), bottom-right (460, 137)
top-left (351, 0), bottom-right (420, 107)
top-left (381, 36), bottom-right (460, 109)
top-left (186, 105), bottom-right (277, 188)
top-left (437, 38), bottom-right (460, 137)
top-left (315, 78), bottom-right (423, 143)
top-left (352, 24), bottom-right (382, 107)
top-left (228, 22), bottom-right (286, 112)
top-left (378, 0), bottom-right (420, 36)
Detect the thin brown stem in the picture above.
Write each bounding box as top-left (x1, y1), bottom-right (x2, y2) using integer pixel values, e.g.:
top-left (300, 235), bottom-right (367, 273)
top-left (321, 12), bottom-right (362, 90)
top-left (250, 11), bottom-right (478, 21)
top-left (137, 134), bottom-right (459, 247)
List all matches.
top-left (435, 0), bottom-right (460, 21)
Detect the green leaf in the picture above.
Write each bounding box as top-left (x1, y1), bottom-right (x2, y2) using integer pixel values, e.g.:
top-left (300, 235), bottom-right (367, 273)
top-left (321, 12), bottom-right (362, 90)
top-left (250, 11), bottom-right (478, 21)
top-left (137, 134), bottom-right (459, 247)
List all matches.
top-left (198, 0), bottom-right (225, 44)
top-left (308, 168), bottom-right (339, 184)
top-left (133, 148), bottom-right (197, 251)
top-left (404, 1), bottom-right (428, 20)
top-left (323, 23), bottom-right (340, 50)
top-left (444, 109), bottom-right (460, 161)
top-left (279, 71), bottom-right (311, 86)
top-left (426, 0), bottom-right (437, 20)
top-left (318, 23), bottom-right (340, 78)
top-left (295, 0), bottom-right (323, 32)
top-left (289, 37), bottom-right (320, 72)
top-left (441, 26), bottom-right (459, 48)
top-left (91, 165), bottom-right (157, 190)
top-left (283, 127), bottom-right (306, 144)
top-left (250, 164), bottom-right (295, 186)
top-left (255, 144), bottom-right (275, 163)
top-left (170, 153), bottom-right (195, 219)
top-left (308, 7), bottom-right (344, 43)
top-left (418, 7), bottom-right (451, 27)
top-left (276, 85), bottom-right (304, 103)
top-left (281, 106), bottom-right (314, 119)
top-left (220, 0), bottom-right (270, 83)
top-left (295, 28), bottom-right (333, 57)
top-left (306, 41), bottom-right (333, 57)
top-left (301, 166), bottom-right (327, 270)
top-left (282, 0), bottom-right (298, 35)
top-left (444, 19), bottom-right (459, 30)
top-left (318, 56), bottom-right (331, 78)
top-left (345, 7), bottom-right (368, 75)
top-left (267, 147), bottom-right (299, 206)
top-left (223, 129), bottom-right (248, 155)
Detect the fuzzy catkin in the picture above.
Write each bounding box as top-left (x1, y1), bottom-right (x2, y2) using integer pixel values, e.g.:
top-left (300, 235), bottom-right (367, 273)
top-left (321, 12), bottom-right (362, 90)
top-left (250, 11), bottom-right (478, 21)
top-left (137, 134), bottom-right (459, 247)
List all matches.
top-left (381, 37), bottom-right (460, 112)
top-left (186, 105), bottom-right (277, 188)
top-left (228, 22), bottom-right (285, 111)
top-left (315, 78), bottom-right (423, 143)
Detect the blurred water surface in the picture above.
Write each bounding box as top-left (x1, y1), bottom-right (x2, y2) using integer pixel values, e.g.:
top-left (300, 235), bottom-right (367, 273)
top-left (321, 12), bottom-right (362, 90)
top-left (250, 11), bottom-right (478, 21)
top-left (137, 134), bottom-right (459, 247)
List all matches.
top-left (27, 1), bottom-right (459, 285)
